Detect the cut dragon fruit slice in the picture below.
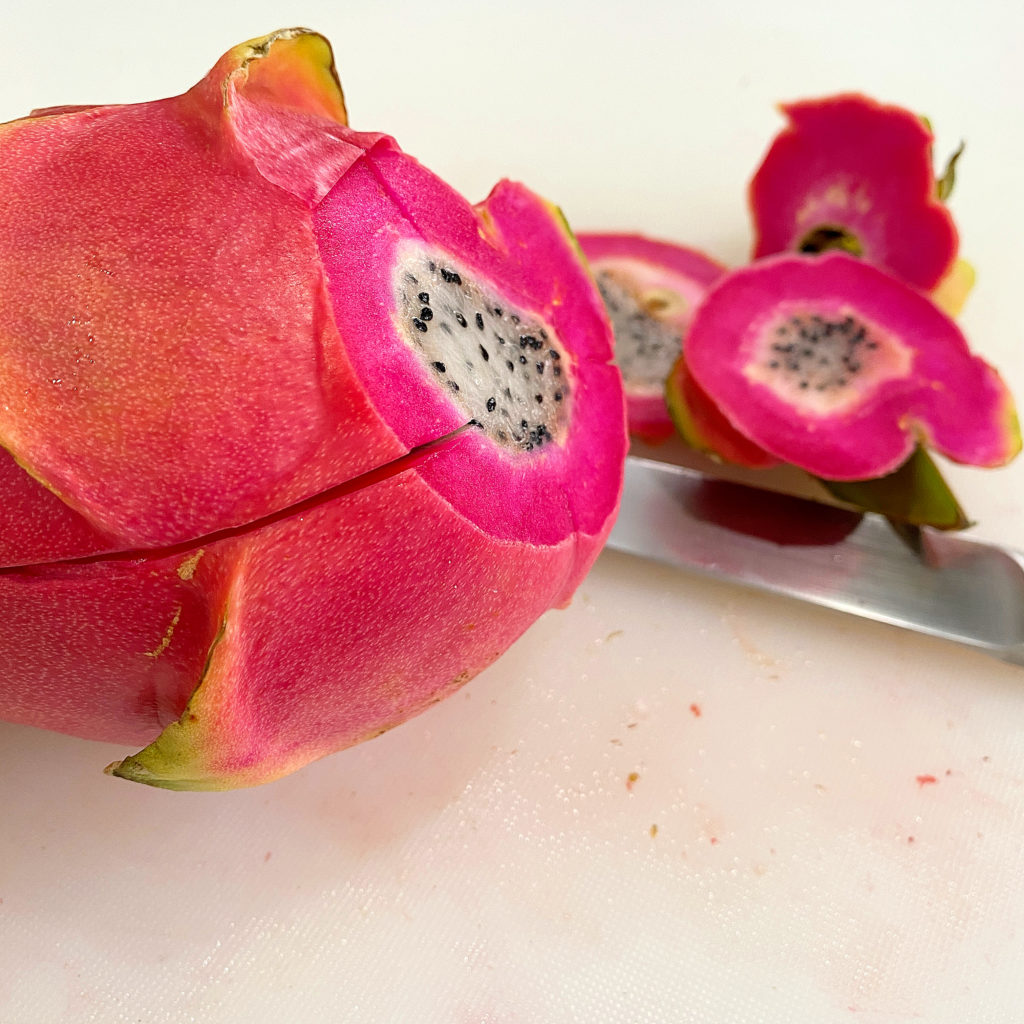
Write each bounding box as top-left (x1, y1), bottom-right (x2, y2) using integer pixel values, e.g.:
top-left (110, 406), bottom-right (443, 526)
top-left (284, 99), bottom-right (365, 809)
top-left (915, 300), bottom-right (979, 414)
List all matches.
top-left (749, 94), bottom-right (959, 292)
top-left (664, 357), bottom-right (779, 469)
top-left (578, 233), bottom-right (726, 443)
top-left (684, 252), bottom-right (1019, 481)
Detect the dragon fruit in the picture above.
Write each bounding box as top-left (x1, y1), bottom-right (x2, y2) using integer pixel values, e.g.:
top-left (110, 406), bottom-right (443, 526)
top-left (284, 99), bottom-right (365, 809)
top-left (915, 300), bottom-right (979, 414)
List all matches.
top-left (683, 252), bottom-right (1019, 480)
top-left (577, 233), bottom-right (725, 443)
top-left (749, 94), bottom-right (959, 293)
top-left (0, 30), bottom-right (627, 789)
top-left (664, 357), bottom-right (780, 469)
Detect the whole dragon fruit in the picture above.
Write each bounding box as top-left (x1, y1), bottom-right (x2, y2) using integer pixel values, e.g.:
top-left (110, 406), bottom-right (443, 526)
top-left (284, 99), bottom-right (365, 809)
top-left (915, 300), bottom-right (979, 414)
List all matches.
top-left (0, 29), bottom-right (627, 789)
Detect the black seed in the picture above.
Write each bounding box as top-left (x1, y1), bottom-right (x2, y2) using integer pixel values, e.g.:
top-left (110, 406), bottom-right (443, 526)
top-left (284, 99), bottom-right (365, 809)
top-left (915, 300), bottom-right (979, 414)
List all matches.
top-left (439, 322), bottom-right (452, 335)
top-left (455, 311), bottom-right (468, 328)
top-left (494, 306), bottom-right (503, 317)
top-left (475, 312), bottom-right (484, 330)
top-left (404, 273), bottom-right (418, 284)
top-left (504, 387), bottom-right (512, 399)
top-left (536, 363), bottom-right (545, 374)
top-left (518, 355), bottom-right (528, 365)
top-left (420, 307), bottom-right (433, 321)
top-left (432, 361), bottom-right (446, 373)
top-left (535, 394), bottom-right (543, 404)
top-left (498, 431), bottom-right (507, 441)
top-left (521, 335), bottom-right (537, 349)
top-left (521, 419), bottom-right (529, 429)
top-left (412, 318), bottom-right (427, 333)
top-left (479, 345), bottom-right (490, 361)
top-left (506, 360), bottom-right (514, 371)
top-left (428, 261), bottom-right (436, 271)
top-left (554, 391), bottom-right (563, 402)
top-left (510, 314), bottom-right (520, 324)
top-left (553, 366), bottom-right (562, 377)
top-left (418, 292), bottom-right (430, 304)
top-left (448, 380), bottom-right (460, 392)
top-left (549, 349), bottom-right (560, 359)
top-left (486, 397), bottom-right (497, 412)
top-left (799, 381), bottom-right (808, 389)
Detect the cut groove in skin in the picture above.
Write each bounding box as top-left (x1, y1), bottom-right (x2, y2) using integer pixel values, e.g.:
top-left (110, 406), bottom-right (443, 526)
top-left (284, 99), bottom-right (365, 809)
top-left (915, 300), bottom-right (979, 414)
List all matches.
top-left (0, 426), bottom-right (475, 574)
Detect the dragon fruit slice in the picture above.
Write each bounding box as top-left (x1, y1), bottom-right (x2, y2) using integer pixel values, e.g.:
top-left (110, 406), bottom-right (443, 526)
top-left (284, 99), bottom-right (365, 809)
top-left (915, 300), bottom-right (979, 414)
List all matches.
top-left (684, 252), bottom-right (1019, 481)
top-left (577, 233), bottom-right (725, 443)
top-left (664, 357), bottom-right (779, 469)
top-left (749, 94), bottom-right (959, 292)
top-left (0, 30), bottom-right (626, 789)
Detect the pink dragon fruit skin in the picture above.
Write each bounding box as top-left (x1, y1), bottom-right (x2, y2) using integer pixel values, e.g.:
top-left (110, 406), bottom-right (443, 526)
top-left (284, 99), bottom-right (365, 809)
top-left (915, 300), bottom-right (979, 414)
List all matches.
top-left (0, 30), bottom-right (627, 789)
top-left (749, 94), bottom-right (959, 293)
top-left (664, 356), bottom-right (779, 470)
top-left (684, 252), bottom-right (1020, 481)
top-left (577, 233), bottom-right (726, 444)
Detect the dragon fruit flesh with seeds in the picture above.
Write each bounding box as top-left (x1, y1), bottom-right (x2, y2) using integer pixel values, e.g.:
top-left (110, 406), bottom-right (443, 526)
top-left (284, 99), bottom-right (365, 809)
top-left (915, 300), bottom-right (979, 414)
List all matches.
top-left (577, 232), bottom-right (726, 444)
top-left (0, 30), bottom-right (627, 789)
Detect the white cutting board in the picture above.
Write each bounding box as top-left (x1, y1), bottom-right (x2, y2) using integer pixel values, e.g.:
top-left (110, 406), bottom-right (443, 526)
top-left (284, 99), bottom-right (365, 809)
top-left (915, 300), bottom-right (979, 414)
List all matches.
top-left (3, 2), bottom-right (1024, 1022)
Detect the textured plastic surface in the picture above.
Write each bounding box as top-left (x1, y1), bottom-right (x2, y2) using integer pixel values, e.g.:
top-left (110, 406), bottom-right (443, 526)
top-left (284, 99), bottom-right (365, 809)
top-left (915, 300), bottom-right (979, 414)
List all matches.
top-left (3, 1), bottom-right (1024, 1022)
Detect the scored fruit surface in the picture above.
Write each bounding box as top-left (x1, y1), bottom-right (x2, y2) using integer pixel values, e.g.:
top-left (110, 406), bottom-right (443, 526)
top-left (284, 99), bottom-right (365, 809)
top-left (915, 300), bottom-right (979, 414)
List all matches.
top-left (0, 30), bottom-right (627, 789)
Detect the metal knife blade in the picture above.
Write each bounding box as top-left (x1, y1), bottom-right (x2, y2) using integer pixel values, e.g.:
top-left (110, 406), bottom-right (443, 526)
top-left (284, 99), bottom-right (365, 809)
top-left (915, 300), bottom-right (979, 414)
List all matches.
top-left (607, 456), bottom-right (1024, 667)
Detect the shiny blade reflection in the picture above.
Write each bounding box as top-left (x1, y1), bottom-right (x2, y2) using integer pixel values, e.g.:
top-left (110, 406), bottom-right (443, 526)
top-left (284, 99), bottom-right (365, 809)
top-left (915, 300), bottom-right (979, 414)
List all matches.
top-left (608, 457), bottom-right (1024, 666)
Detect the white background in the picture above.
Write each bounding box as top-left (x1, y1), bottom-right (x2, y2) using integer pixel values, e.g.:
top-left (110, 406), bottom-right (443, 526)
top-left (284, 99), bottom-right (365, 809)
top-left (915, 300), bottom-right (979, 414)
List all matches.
top-left (2, 2), bottom-right (1024, 1022)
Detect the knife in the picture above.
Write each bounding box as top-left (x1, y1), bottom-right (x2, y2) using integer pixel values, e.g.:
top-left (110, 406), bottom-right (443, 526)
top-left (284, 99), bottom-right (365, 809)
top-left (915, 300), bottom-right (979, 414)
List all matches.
top-left (607, 455), bottom-right (1024, 667)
